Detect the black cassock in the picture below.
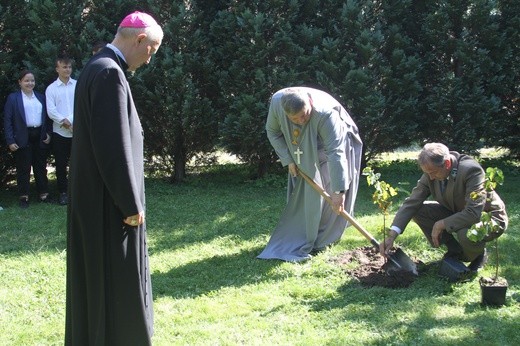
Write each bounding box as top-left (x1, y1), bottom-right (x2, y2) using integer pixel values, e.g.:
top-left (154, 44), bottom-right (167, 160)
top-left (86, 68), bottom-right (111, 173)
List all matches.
top-left (66, 47), bottom-right (153, 345)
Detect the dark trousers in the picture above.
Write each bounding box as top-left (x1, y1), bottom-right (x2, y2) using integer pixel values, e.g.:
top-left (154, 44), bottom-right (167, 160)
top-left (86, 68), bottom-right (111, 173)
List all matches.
top-left (15, 127), bottom-right (49, 197)
top-left (412, 201), bottom-right (485, 262)
top-left (53, 133), bottom-right (72, 194)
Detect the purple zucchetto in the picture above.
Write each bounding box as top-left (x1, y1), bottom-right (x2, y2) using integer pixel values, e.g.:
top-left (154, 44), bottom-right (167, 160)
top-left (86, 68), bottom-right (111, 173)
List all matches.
top-left (119, 11), bottom-right (158, 28)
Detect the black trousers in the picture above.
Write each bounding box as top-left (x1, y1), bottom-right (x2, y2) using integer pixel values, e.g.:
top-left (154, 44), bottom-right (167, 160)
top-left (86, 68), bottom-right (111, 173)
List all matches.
top-left (15, 127), bottom-right (49, 197)
top-left (53, 133), bottom-right (72, 194)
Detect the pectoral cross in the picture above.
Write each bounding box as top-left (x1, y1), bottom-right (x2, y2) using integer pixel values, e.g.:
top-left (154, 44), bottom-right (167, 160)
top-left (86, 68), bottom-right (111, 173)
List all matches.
top-left (294, 147), bottom-right (303, 165)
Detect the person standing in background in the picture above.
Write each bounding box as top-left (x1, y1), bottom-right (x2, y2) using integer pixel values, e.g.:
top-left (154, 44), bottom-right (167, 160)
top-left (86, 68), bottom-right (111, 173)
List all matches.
top-left (91, 40), bottom-right (106, 55)
top-left (66, 11), bottom-right (163, 345)
top-left (46, 56), bottom-right (76, 205)
top-left (4, 69), bottom-right (52, 208)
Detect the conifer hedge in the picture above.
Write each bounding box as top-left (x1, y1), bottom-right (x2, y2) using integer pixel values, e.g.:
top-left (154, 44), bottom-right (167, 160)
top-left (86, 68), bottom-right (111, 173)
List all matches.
top-left (1, 0), bottom-right (518, 184)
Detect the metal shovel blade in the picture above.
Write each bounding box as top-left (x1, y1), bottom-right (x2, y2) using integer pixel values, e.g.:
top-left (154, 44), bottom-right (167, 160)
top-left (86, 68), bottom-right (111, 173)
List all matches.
top-left (386, 247), bottom-right (418, 275)
top-left (297, 170), bottom-right (418, 276)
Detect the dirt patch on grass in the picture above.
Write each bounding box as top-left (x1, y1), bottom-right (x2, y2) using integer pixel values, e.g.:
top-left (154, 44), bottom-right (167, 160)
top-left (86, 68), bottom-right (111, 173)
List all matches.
top-left (333, 246), bottom-right (420, 288)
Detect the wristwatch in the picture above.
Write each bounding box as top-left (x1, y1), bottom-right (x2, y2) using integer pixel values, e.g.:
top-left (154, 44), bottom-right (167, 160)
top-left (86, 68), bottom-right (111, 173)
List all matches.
top-left (334, 190), bottom-right (345, 194)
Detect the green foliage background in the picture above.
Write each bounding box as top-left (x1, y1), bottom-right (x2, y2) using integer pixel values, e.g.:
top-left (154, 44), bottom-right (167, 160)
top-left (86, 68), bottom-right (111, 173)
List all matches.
top-left (1, 0), bottom-right (519, 184)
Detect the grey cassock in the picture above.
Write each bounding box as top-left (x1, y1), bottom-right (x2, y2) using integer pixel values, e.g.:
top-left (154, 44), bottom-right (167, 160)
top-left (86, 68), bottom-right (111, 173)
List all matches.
top-left (258, 87), bottom-right (363, 261)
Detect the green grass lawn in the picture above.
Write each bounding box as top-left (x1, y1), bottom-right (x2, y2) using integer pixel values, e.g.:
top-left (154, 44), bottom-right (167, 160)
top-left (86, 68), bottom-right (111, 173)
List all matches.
top-left (0, 159), bottom-right (519, 345)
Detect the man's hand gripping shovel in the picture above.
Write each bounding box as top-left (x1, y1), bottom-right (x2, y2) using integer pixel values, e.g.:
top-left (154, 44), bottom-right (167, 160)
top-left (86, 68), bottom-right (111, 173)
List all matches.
top-left (298, 170), bottom-right (418, 275)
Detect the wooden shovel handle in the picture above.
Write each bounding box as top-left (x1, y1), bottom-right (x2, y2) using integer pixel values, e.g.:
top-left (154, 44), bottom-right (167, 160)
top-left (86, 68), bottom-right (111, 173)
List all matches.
top-left (298, 170), bottom-right (380, 249)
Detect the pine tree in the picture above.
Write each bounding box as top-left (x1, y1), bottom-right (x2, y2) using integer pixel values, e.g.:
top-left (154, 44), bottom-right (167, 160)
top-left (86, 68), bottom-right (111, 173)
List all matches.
top-left (311, 0), bottom-right (422, 162)
top-left (415, 0), bottom-right (505, 154)
top-left (490, 0), bottom-right (520, 158)
top-left (212, 1), bottom-right (304, 177)
top-left (135, 1), bottom-right (219, 182)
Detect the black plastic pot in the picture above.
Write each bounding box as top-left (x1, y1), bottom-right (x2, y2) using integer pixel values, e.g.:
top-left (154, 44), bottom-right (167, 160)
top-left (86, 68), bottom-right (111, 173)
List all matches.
top-left (480, 277), bottom-right (508, 306)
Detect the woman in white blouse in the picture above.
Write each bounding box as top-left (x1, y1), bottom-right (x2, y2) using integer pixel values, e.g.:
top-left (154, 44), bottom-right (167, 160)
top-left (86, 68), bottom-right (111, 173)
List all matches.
top-left (4, 70), bottom-right (52, 208)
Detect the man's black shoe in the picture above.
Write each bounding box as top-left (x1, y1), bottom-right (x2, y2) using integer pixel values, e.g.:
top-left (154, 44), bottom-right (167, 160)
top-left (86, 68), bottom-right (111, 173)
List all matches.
top-left (59, 193), bottom-right (68, 205)
top-left (467, 249), bottom-right (488, 272)
top-left (19, 197), bottom-right (29, 209)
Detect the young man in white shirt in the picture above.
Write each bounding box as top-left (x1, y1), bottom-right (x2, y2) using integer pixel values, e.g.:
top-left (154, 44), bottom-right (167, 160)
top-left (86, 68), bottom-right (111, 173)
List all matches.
top-left (46, 56), bottom-right (76, 205)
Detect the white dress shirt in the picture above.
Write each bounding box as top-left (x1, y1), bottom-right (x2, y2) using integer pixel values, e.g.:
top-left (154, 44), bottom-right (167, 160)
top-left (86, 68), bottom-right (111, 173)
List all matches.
top-left (22, 91), bottom-right (43, 127)
top-left (46, 77), bottom-right (76, 138)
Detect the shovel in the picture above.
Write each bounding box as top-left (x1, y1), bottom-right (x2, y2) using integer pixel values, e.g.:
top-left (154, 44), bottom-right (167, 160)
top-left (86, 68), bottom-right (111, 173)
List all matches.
top-left (298, 170), bottom-right (418, 275)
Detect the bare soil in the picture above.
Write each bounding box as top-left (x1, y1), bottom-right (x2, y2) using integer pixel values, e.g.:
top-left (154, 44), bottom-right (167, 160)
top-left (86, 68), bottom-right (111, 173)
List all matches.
top-left (333, 246), bottom-right (420, 288)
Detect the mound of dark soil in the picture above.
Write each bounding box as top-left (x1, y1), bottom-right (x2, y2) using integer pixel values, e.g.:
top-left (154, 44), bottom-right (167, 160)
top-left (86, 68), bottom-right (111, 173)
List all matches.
top-left (333, 246), bottom-right (420, 288)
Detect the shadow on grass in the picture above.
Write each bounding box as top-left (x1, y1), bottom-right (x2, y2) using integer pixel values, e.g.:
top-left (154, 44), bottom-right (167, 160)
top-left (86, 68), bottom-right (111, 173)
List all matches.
top-left (145, 164), bottom-right (389, 255)
top-left (152, 246), bottom-right (284, 299)
top-left (0, 181), bottom-right (67, 254)
top-left (147, 184), bottom-right (284, 254)
top-left (304, 261), bottom-right (520, 344)
top-left (371, 303), bottom-right (520, 344)
top-left (144, 168), bottom-right (292, 255)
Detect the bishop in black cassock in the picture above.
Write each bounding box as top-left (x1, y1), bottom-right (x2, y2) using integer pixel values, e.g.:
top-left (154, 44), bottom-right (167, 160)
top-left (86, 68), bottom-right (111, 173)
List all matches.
top-left (65, 11), bottom-right (163, 345)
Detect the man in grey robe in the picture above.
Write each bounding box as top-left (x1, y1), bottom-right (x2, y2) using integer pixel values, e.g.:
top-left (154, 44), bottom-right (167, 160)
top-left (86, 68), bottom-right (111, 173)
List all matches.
top-left (258, 87), bottom-right (363, 261)
top-left (66, 12), bottom-right (163, 345)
